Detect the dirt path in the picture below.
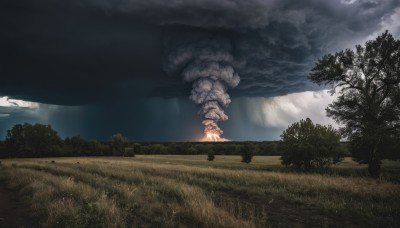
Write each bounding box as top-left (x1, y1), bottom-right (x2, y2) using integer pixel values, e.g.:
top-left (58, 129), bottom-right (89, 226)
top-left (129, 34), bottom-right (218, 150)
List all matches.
top-left (0, 183), bottom-right (39, 228)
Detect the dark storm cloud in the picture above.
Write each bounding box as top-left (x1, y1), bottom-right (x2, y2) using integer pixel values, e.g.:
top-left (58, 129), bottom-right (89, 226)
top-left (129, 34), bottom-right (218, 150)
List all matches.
top-left (0, 0), bottom-right (164, 104)
top-left (0, 98), bottom-right (204, 141)
top-left (1, 0), bottom-right (399, 104)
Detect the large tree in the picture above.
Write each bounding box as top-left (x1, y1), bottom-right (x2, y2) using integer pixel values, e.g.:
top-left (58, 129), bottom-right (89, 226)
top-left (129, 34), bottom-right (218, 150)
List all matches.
top-left (5, 123), bottom-right (62, 157)
top-left (309, 31), bottom-right (400, 177)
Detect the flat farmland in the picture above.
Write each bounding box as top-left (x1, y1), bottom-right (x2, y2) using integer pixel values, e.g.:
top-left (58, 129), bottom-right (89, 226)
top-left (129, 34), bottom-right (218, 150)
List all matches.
top-left (0, 156), bottom-right (399, 227)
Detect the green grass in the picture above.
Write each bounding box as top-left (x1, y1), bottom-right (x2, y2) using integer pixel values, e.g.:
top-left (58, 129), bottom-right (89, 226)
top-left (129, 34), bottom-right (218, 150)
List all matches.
top-left (0, 156), bottom-right (399, 227)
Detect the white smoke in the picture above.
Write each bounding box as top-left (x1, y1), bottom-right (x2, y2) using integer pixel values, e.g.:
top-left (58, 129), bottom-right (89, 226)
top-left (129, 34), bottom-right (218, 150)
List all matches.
top-left (163, 34), bottom-right (240, 140)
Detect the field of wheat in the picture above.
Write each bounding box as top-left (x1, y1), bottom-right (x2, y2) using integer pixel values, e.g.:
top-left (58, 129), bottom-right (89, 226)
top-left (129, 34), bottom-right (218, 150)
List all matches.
top-left (0, 156), bottom-right (399, 227)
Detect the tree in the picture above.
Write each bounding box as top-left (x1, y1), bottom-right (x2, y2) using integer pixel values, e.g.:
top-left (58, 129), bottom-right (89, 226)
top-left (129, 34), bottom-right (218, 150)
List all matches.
top-left (66, 135), bottom-right (86, 155)
top-left (280, 118), bottom-right (345, 171)
top-left (309, 31), bottom-right (400, 177)
top-left (63, 136), bottom-right (110, 156)
top-left (5, 123), bottom-right (62, 157)
top-left (240, 143), bottom-right (255, 164)
top-left (110, 133), bottom-right (129, 156)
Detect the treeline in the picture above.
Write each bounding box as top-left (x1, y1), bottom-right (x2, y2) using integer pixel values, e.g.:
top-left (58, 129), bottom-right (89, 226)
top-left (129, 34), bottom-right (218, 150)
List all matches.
top-left (0, 123), bottom-right (286, 158)
top-left (0, 123), bottom-right (132, 158)
top-left (133, 141), bottom-right (282, 156)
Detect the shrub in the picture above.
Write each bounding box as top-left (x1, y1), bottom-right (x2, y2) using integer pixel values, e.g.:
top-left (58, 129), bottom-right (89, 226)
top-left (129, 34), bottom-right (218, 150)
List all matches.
top-left (124, 148), bottom-right (135, 157)
top-left (207, 151), bottom-right (215, 161)
top-left (240, 144), bottom-right (255, 164)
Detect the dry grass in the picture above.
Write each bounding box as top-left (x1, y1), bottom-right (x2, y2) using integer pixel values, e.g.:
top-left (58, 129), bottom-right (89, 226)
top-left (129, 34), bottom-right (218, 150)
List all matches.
top-left (0, 156), bottom-right (399, 227)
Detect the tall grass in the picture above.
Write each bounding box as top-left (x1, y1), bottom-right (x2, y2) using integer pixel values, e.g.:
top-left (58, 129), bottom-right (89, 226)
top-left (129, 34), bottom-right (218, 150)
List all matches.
top-left (0, 156), bottom-right (399, 227)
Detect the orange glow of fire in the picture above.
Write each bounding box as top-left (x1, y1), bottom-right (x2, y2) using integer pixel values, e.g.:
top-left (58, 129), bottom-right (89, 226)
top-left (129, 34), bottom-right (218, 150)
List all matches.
top-left (203, 132), bottom-right (221, 142)
top-left (201, 131), bottom-right (229, 142)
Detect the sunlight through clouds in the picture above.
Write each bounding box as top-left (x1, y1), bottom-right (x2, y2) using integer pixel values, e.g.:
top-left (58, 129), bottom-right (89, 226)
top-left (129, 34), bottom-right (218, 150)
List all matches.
top-left (0, 96), bottom-right (85, 139)
top-left (244, 90), bottom-right (338, 129)
top-left (0, 96), bottom-right (39, 109)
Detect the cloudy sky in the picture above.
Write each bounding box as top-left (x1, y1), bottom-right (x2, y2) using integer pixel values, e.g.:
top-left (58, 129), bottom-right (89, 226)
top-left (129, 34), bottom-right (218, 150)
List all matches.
top-left (0, 0), bottom-right (399, 141)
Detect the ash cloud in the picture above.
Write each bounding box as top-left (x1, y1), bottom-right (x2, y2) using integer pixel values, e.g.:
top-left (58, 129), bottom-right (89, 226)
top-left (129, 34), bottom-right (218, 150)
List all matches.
top-left (163, 31), bottom-right (240, 139)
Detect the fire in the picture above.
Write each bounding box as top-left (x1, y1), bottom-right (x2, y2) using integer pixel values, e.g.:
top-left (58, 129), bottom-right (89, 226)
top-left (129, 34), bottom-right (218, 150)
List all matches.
top-left (200, 119), bottom-right (229, 142)
top-left (203, 132), bottom-right (222, 142)
top-left (201, 130), bottom-right (229, 142)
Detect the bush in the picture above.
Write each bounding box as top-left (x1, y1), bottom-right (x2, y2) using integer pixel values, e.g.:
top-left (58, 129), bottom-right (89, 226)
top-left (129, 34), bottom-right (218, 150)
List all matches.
top-left (280, 118), bottom-right (345, 171)
top-left (207, 151), bottom-right (215, 161)
top-left (240, 144), bottom-right (255, 164)
top-left (124, 148), bottom-right (135, 157)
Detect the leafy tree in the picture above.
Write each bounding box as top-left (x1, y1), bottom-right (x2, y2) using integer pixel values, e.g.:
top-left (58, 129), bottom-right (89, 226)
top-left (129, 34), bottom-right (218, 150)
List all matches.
top-left (280, 118), bottom-right (345, 171)
top-left (5, 123), bottom-right (62, 157)
top-left (110, 133), bottom-right (129, 156)
top-left (309, 31), bottom-right (400, 177)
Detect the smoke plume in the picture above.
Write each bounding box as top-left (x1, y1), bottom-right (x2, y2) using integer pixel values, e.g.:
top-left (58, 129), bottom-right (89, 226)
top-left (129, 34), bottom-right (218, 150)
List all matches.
top-left (163, 32), bottom-right (240, 141)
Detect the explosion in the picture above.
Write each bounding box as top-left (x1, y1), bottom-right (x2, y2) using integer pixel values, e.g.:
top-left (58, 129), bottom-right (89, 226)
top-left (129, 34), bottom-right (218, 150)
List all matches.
top-left (163, 33), bottom-right (240, 141)
top-left (201, 119), bottom-right (229, 142)
top-left (203, 131), bottom-right (224, 142)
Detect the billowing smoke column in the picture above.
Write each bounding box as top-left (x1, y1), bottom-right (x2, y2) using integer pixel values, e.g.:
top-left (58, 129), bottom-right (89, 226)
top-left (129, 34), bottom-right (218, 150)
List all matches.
top-left (163, 34), bottom-right (240, 141)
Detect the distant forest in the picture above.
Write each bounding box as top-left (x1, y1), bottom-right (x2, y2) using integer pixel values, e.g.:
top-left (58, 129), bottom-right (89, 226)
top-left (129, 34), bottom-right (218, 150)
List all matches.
top-left (0, 123), bottom-right (299, 158)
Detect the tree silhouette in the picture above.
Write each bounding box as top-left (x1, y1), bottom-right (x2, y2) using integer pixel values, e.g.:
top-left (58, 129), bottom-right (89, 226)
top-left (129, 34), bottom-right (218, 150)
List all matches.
top-left (309, 31), bottom-right (400, 177)
top-left (5, 123), bottom-right (62, 157)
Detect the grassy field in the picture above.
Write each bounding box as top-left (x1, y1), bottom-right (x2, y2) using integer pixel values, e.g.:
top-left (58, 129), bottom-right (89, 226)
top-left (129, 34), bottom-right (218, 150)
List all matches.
top-left (0, 156), bottom-right (399, 227)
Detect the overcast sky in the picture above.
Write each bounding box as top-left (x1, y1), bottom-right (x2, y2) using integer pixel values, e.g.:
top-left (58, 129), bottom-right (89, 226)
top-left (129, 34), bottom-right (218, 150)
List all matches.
top-left (0, 0), bottom-right (399, 141)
